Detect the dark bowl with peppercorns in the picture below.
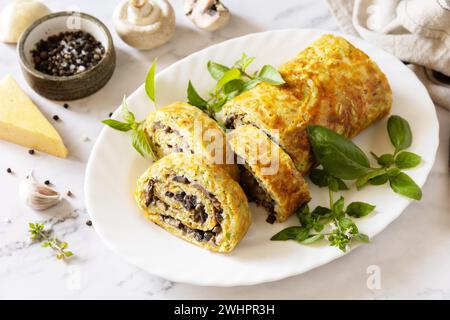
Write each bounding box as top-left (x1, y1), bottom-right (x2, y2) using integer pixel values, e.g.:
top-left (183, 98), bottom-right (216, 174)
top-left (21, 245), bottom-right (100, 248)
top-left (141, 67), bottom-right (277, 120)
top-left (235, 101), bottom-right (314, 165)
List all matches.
top-left (17, 11), bottom-right (116, 101)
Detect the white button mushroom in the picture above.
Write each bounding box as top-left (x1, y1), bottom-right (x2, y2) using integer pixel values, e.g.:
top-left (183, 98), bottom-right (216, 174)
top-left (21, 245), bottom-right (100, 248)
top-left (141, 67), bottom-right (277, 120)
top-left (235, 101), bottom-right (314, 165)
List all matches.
top-left (113, 0), bottom-right (175, 50)
top-left (184, 0), bottom-right (231, 32)
top-left (0, 0), bottom-right (51, 44)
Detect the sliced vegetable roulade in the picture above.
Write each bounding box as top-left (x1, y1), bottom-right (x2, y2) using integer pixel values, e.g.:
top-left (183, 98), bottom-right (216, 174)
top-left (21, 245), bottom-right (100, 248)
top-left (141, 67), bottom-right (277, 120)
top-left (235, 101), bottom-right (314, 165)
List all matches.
top-left (222, 34), bottom-right (392, 175)
top-left (135, 153), bottom-right (251, 253)
top-left (145, 102), bottom-right (239, 180)
top-left (228, 125), bottom-right (311, 223)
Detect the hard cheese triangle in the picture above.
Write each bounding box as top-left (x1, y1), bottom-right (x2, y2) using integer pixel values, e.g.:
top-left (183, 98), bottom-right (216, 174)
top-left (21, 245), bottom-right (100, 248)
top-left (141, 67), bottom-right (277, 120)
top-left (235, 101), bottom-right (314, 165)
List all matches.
top-left (0, 74), bottom-right (68, 158)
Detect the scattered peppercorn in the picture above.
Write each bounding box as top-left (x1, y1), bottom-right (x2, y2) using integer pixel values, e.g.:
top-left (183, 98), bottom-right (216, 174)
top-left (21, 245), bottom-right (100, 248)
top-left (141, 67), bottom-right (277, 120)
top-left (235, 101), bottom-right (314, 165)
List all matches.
top-left (31, 31), bottom-right (106, 77)
top-left (66, 190), bottom-right (73, 197)
top-left (6, 168), bottom-right (12, 173)
top-left (52, 115), bottom-right (60, 121)
top-left (109, 112), bottom-right (113, 117)
top-left (86, 220), bottom-right (92, 226)
top-left (63, 103), bottom-right (69, 109)
top-left (44, 180), bottom-right (51, 185)
top-left (28, 149), bottom-right (35, 155)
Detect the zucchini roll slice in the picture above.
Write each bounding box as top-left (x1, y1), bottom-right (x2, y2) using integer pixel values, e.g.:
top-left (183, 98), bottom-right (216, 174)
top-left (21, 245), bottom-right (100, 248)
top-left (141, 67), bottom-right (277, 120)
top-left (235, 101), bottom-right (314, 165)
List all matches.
top-left (145, 102), bottom-right (239, 180)
top-left (222, 34), bottom-right (392, 175)
top-left (228, 125), bottom-right (311, 223)
top-left (135, 153), bottom-right (251, 253)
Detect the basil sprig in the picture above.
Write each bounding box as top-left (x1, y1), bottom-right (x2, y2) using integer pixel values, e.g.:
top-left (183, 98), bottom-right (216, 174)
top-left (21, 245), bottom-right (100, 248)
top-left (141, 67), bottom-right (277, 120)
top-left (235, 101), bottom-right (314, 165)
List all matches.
top-left (187, 53), bottom-right (285, 116)
top-left (271, 183), bottom-right (374, 252)
top-left (307, 115), bottom-right (422, 200)
top-left (102, 60), bottom-right (157, 160)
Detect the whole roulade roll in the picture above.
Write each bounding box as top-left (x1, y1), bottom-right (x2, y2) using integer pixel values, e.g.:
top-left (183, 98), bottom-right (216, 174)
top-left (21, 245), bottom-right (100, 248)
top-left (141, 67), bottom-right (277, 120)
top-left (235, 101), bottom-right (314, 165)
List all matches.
top-left (145, 102), bottom-right (239, 180)
top-left (228, 125), bottom-right (310, 223)
top-left (135, 153), bottom-right (251, 253)
top-left (222, 34), bottom-right (392, 175)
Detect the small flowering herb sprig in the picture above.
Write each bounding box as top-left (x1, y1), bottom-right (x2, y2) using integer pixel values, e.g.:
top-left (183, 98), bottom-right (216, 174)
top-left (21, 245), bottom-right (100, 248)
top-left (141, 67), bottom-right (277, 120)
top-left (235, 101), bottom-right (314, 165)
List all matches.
top-left (187, 53), bottom-right (285, 117)
top-left (28, 222), bottom-right (74, 260)
top-left (101, 60), bottom-right (157, 160)
top-left (271, 178), bottom-right (374, 252)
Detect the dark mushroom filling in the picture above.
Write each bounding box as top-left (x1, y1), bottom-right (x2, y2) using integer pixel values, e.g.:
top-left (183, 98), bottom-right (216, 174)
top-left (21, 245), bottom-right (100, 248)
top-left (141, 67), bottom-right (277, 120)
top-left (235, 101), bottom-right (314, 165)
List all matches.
top-left (238, 165), bottom-right (277, 224)
top-left (150, 121), bottom-right (194, 155)
top-left (144, 177), bottom-right (224, 244)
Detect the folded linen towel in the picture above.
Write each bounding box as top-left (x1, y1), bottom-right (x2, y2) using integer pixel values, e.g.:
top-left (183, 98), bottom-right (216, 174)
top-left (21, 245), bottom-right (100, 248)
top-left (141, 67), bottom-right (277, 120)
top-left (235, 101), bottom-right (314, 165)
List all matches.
top-left (325, 0), bottom-right (450, 110)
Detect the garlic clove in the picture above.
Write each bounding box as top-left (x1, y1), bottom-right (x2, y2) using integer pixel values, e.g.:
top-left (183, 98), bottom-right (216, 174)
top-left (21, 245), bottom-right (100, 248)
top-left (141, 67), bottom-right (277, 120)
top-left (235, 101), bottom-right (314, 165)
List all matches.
top-left (19, 171), bottom-right (61, 211)
top-left (0, 0), bottom-right (51, 44)
top-left (184, 0), bottom-right (231, 32)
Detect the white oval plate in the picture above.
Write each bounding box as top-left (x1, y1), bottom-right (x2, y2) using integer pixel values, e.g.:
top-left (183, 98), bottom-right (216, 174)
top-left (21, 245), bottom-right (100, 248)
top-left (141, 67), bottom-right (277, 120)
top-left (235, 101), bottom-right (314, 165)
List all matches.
top-left (85, 29), bottom-right (439, 287)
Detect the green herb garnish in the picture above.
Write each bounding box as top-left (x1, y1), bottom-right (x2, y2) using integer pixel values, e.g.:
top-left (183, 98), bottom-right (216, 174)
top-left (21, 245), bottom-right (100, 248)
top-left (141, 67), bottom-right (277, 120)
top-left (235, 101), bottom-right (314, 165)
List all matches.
top-left (102, 60), bottom-right (157, 160)
top-left (307, 115), bottom-right (422, 200)
top-left (271, 183), bottom-right (374, 252)
top-left (28, 222), bottom-right (74, 260)
top-left (187, 53), bottom-right (285, 116)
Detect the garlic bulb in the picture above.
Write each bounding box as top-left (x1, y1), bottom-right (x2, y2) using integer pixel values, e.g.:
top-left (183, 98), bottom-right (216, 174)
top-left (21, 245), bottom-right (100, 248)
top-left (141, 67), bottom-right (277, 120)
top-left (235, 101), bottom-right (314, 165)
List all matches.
top-left (0, 0), bottom-right (51, 44)
top-left (19, 172), bottom-right (61, 211)
top-left (113, 0), bottom-right (175, 50)
top-left (184, 0), bottom-right (231, 32)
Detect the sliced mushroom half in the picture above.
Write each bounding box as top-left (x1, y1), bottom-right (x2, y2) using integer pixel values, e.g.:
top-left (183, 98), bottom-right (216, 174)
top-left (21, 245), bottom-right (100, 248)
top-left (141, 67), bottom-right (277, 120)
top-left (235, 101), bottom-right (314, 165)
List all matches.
top-left (184, 0), bottom-right (231, 32)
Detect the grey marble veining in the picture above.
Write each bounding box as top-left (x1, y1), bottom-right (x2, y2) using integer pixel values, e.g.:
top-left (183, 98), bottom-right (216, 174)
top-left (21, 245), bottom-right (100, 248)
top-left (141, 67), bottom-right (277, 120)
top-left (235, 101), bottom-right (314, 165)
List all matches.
top-left (0, 0), bottom-right (449, 299)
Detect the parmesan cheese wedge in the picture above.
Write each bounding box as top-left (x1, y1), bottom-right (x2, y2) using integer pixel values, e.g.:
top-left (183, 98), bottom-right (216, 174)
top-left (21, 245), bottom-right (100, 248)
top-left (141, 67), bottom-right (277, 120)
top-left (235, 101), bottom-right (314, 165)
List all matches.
top-left (0, 74), bottom-right (68, 158)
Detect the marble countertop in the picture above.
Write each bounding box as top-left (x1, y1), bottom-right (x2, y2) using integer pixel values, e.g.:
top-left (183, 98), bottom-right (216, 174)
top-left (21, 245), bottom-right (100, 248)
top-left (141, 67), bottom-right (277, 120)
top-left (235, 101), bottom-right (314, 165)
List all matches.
top-left (0, 0), bottom-right (449, 299)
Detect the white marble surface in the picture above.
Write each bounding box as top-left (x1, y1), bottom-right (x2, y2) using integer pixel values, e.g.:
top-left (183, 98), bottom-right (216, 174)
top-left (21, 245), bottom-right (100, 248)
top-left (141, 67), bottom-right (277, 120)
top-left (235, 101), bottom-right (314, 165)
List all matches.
top-left (0, 0), bottom-right (448, 299)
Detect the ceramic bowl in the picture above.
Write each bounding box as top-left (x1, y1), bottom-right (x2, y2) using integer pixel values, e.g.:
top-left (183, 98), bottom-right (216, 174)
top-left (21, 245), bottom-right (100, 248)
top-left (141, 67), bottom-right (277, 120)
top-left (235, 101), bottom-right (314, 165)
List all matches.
top-left (17, 11), bottom-right (116, 101)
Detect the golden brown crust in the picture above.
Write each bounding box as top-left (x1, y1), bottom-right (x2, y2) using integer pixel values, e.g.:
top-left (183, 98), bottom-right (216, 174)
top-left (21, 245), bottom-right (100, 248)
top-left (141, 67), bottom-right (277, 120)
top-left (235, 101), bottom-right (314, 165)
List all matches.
top-left (228, 125), bottom-right (311, 222)
top-left (135, 153), bottom-right (251, 253)
top-left (222, 34), bottom-right (392, 174)
top-left (145, 102), bottom-right (239, 180)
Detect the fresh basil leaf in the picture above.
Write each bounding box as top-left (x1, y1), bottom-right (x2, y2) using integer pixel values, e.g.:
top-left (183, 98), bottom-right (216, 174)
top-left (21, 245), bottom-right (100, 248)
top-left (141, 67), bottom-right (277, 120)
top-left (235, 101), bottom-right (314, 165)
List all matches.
top-left (338, 217), bottom-right (358, 234)
top-left (102, 119), bottom-right (132, 132)
top-left (389, 172), bottom-right (422, 200)
top-left (328, 176), bottom-right (339, 192)
top-left (235, 53), bottom-right (255, 72)
top-left (336, 178), bottom-right (349, 190)
top-left (309, 169), bottom-right (329, 187)
top-left (311, 206), bottom-right (332, 216)
top-left (377, 153), bottom-right (394, 167)
top-left (207, 61), bottom-right (230, 81)
top-left (210, 96), bottom-right (228, 112)
top-left (120, 97), bottom-right (135, 124)
top-left (145, 59), bottom-right (157, 102)
top-left (395, 151), bottom-right (421, 169)
top-left (333, 196), bottom-right (345, 214)
top-left (299, 233), bottom-right (324, 244)
top-left (356, 168), bottom-right (385, 189)
top-left (387, 167), bottom-right (401, 177)
top-left (257, 65), bottom-right (285, 85)
top-left (354, 233), bottom-right (370, 243)
top-left (296, 204), bottom-right (311, 227)
top-left (387, 115), bottom-right (412, 152)
top-left (187, 81), bottom-right (208, 110)
top-left (271, 226), bottom-right (309, 241)
top-left (313, 223), bottom-right (324, 232)
top-left (242, 79), bottom-right (261, 91)
top-left (223, 79), bottom-right (245, 99)
top-left (369, 174), bottom-right (388, 185)
top-left (307, 125), bottom-right (371, 180)
top-left (346, 202), bottom-right (375, 218)
top-left (132, 129), bottom-right (156, 160)
top-left (216, 68), bottom-right (241, 91)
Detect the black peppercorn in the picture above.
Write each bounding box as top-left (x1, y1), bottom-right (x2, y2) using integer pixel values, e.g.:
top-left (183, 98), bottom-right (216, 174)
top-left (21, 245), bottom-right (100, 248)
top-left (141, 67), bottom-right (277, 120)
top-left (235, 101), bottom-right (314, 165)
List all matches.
top-left (63, 103), bottom-right (69, 109)
top-left (53, 115), bottom-right (59, 121)
top-left (6, 168), bottom-right (12, 173)
top-left (66, 190), bottom-right (73, 197)
top-left (86, 220), bottom-right (92, 226)
top-left (28, 149), bottom-right (35, 155)
top-left (44, 180), bottom-right (50, 185)
top-left (109, 112), bottom-right (113, 117)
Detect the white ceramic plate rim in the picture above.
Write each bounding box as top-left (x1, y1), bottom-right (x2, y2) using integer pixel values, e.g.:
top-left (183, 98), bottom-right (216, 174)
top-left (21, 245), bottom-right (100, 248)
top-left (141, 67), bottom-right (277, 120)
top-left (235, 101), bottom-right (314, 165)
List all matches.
top-left (85, 29), bottom-right (439, 287)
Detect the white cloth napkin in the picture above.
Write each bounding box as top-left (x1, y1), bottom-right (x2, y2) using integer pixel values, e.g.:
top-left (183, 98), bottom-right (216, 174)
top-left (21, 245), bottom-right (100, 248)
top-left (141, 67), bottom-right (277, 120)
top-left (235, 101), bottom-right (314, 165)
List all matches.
top-left (325, 0), bottom-right (450, 110)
